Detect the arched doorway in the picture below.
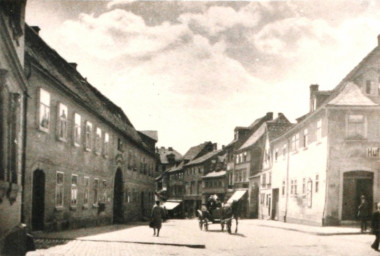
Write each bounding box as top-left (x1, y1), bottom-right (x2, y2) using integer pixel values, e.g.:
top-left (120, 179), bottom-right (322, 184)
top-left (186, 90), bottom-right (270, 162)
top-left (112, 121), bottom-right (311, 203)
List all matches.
top-left (32, 169), bottom-right (45, 230)
top-left (113, 168), bottom-right (124, 224)
top-left (342, 171), bottom-right (373, 220)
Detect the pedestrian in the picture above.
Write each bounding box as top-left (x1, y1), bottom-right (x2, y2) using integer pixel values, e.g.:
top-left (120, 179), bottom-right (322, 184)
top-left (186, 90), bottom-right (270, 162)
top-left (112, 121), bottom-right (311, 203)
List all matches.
top-left (371, 202), bottom-right (380, 251)
top-left (358, 195), bottom-right (369, 233)
top-left (151, 200), bottom-right (165, 237)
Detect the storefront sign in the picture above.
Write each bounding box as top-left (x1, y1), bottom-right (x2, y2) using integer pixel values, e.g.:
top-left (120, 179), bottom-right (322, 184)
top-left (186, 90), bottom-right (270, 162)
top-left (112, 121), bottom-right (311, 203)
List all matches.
top-left (368, 147), bottom-right (380, 158)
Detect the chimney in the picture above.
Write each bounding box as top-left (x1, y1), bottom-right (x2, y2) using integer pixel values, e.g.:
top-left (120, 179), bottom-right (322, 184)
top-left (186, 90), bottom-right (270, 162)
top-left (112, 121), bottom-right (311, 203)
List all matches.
top-left (266, 112), bottom-right (273, 120)
top-left (31, 26), bottom-right (40, 34)
top-left (310, 84), bottom-right (319, 112)
top-left (69, 62), bottom-right (77, 69)
top-left (168, 147), bottom-right (173, 151)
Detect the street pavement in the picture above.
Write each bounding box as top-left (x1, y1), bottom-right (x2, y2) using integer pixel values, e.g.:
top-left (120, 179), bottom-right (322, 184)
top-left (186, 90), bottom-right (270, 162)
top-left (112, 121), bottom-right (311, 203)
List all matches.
top-left (27, 219), bottom-right (380, 256)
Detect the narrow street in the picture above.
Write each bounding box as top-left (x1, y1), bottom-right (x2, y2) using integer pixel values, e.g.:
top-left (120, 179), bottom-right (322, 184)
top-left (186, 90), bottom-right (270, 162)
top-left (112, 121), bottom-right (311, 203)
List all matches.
top-left (28, 219), bottom-right (378, 256)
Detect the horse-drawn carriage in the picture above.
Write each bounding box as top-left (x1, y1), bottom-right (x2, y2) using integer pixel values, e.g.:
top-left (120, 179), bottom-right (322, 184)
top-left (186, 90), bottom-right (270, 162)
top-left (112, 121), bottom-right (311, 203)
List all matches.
top-left (197, 195), bottom-right (239, 234)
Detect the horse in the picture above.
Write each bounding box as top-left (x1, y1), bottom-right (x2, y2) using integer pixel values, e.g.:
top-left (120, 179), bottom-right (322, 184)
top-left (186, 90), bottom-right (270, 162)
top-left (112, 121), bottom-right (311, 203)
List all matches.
top-left (221, 200), bottom-right (240, 234)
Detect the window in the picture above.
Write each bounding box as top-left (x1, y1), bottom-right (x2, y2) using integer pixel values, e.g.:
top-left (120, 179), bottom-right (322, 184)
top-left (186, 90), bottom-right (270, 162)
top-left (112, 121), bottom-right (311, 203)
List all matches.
top-left (71, 175), bottom-right (78, 206)
top-left (73, 113), bottom-right (81, 146)
top-left (366, 80), bottom-right (372, 94)
top-left (303, 129), bottom-right (308, 147)
top-left (55, 172), bottom-right (64, 207)
top-left (315, 175), bottom-right (319, 193)
top-left (39, 88), bottom-right (50, 130)
top-left (102, 180), bottom-right (107, 203)
top-left (294, 179), bottom-right (298, 195)
top-left (262, 173), bottom-right (266, 187)
top-left (57, 103), bottom-right (68, 140)
top-left (84, 177), bottom-right (89, 205)
top-left (243, 152), bottom-right (247, 162)
top-left (292, 134), bottom-right (299, 151)
top-left (282, 145), bottom-right (287, 159)
top-left (316, 120), bottom-right (322, 141)
top-left (95, 127), bottom-right (102, 154)
top-left (104, 133), bottom-right (109, 157)
top-left (85, 121), bottom-right (92, 151)
top-left (302, 178), bottom-right (306, 194)
top-left (347, 114), bottom-right (366, 139)
top-left (93, 178), bottom-right (99, 204)
top-left (275, 149), bottom-right (278, 161)
top-left (117, 138), bottom-right (123, 152)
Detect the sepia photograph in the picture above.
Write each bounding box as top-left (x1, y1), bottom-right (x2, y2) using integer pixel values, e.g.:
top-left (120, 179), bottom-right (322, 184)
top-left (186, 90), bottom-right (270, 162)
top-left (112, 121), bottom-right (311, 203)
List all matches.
top-left (0, 0), bottom-right (380, 255)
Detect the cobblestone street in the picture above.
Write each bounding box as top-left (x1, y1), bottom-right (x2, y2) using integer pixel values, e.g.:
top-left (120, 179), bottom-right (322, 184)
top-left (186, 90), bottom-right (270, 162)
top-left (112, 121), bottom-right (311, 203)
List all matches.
top-left (27, 219), bottom-right (379, 256)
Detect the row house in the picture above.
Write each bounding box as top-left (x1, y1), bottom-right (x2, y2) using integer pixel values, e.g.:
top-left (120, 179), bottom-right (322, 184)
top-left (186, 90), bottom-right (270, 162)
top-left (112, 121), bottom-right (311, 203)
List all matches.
top-left (155, 146), bottom-right (182, 200)
top-left (230, 112), bottom-right (275, 217)
top-left (257, 116), bottom-right (293, 220)
top-left (268, 35), bottom-right (380, 226)
top-left (183, 149), bottom-right (224, 217)
top-left (23, 25), bottom-right (157, 232)
top-left (161, 142), bottom-right (216, 217)
top-left (0, 1), bottom-right (30, 255)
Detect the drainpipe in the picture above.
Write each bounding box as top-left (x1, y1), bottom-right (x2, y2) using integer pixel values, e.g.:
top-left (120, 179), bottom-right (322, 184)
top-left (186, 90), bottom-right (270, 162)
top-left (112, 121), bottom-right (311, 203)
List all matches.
top-left (322, 108), bottom-right (329, 226)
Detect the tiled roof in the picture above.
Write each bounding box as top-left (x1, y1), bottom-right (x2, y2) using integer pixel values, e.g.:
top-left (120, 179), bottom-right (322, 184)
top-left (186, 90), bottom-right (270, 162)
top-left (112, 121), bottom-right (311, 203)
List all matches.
top-left (183, 142), bottom-right (212, 161)
top-left (328, 82), bottom-right (378, 106)
top-left (267, 122), bottom-right (294, 141)
top-left (185, 150), bottom-right (222, 166)
top-left (202, 170), bottom-right (226, 179)
top-left (157, 147), bottom-right (183, 164)
top-left (239, 124), bottom-right (266, 150)
top-left (139, 130), bottom-right (158, 141)
top-left (24, 25), bottom-right (153, 154)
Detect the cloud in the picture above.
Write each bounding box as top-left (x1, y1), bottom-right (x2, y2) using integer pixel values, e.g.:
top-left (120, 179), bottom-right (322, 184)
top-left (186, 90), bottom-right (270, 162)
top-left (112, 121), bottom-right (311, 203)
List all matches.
top-left (59, 9), bottom-right (191, 60)
top-left (178, 5), bottom-right (260, 36)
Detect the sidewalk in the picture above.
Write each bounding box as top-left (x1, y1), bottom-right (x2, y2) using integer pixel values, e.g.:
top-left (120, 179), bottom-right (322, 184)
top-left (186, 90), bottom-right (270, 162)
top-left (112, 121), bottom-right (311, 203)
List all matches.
top-left (31, 220), bottom-right (206, 249)
top-left (254, 219), bottom-right (368, 236)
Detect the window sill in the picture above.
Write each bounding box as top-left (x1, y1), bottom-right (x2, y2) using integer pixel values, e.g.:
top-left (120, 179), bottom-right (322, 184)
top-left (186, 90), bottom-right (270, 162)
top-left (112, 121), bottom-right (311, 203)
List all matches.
top-left (74, 142), bottom-right (81, 148)
top-left (103, 154), bottom-right (108, 159)
top-left (82, 204), bottom-right (89, 210)
top-left (85, 147), bottom-right (92, 152)
top-left (70, 205), bottom-right (77, 211)
top-left (54, 206), bottom-right (64, 212)
top-left (95, 151), bottom-right (100, 156)
top-left (57, 137), bottom-right (67, 143)
top-left (345, 138), bottom-right (367, 142)
top-left (92, 203), bottom-right (99, 208)
top-left (38, 126), bottom-right (49, 133)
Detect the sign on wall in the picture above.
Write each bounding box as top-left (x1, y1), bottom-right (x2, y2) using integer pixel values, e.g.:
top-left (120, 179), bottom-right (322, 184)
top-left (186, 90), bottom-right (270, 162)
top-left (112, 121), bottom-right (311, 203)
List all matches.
top-left (368, 147), bottom-right (380, 158)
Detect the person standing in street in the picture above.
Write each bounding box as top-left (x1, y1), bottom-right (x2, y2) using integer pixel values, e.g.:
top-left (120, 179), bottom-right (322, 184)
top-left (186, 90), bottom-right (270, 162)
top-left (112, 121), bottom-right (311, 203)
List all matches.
top-left (151, 200), bottom-right (165, 237)
top-left (358, 195), bottom-right (369, 233)
top-left (371, 202), bottom-right (380, 251)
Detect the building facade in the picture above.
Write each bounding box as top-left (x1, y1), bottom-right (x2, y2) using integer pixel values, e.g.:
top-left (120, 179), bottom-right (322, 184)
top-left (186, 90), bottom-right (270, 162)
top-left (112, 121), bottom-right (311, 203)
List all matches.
top-left (0, 1), bottom-right (30, 255)
top-left (269, 35), bottom-right (380, 226)
top-left (23, 25), bottom-right (156, 232)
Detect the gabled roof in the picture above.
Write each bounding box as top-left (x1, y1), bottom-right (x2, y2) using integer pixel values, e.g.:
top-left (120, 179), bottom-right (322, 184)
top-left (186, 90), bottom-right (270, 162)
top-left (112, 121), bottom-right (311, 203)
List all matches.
top-left (139, 130), bottom-right (158, 141)
top-left (267, 122), bottom-right (294, 141)
top-left (183, 142), bottom-right (212, 161)
top-left (185, 150), bottom-right (222, 166)
top-left (239, 124), bottom-right (266, 150)
top-left (328, 82), bottom-right (378, 106)
top-left (157, 147), bottom-right (183, 164)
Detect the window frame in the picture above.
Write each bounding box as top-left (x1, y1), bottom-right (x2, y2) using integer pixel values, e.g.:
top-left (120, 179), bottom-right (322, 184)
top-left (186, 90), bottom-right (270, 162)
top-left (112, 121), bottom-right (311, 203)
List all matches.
top-left (38, 88), bottom-right (50, 132)
top-left (73, 113), bottom-right (81, 147)
top-left (70, 174), bottom-right (78, 207)
top-left (346, 114), bottom-right (367, 139)
top-left (55, 171), bottom-right (64, 208)
top-left (57, 102), bottom-right (68, 142)
top-left (85, 121), bottom-right (93, 151)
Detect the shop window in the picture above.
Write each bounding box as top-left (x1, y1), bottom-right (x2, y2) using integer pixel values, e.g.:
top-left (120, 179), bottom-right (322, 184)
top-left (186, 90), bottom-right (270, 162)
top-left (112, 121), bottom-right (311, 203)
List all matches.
top-left (71, 175), bottom-right (78, 206)
top-left (39, 88), bottom-right (50, 131)
top-left (55, 172), bottom-right (64, 207)
top-left (57, 103), bottom-right (68, 141)
top-left (85, 121), bottom-right (92, 151)
top-left (73, 113), bottom-right (81, 146)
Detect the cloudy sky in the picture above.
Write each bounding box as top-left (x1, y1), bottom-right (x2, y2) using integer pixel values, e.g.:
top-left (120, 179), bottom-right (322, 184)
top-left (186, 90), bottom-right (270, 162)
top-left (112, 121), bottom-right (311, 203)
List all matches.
top-left (26, 0), bottom-right (380, 154)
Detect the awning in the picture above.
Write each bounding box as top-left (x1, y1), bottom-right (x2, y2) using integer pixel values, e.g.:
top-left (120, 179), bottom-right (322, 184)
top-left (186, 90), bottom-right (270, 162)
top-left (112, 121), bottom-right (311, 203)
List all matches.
top-left (162, 201), bottom-right (181, 210)
top-left (227, 190), bottom-right (247, 204)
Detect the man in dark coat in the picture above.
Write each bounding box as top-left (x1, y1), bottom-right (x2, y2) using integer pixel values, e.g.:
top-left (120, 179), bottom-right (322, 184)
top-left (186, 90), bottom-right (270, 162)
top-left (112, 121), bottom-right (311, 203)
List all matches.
top-left (371, 202), bottom-right (380, 251)
top-left (151, 201), bottom-right (165, 237)
top-left (358, 195), bottom-right (369, 232)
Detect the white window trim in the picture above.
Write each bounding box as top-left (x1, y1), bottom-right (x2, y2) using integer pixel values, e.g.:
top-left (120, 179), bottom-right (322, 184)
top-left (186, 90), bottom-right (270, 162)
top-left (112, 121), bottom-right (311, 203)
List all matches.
top-left (55, 171), bottom-right (64, 208)
top-left (73, 113), bottom-right (81, 147)
top-left (85, 121), bottom-right (93, 151)
top-left (38, 88), bottom-right (50, 133)
top-left (70, 174), bottom-right (78, 207)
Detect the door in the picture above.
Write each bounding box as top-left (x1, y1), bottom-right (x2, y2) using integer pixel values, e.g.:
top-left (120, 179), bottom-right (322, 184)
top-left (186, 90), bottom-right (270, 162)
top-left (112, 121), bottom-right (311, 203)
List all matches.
top-left (342, 171), bottom-right (373, 220)
top-left (32, 170), bottom-right (45, 230)
top-left (113, 169), bottom-right (123, 224)
top-left (272, 189), bottom-right (279, 220)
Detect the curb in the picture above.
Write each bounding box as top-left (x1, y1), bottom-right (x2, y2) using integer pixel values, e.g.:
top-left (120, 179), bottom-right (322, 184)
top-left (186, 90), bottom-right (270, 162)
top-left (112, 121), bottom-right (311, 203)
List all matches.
top-left (257, 224), bottom-right (366, 236)
top-left (34, 237), bottom-right (206, 249)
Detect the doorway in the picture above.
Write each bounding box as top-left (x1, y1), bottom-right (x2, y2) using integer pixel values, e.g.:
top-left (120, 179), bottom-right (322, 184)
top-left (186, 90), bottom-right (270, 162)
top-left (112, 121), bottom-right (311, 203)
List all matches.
top-left (32, 169), bottom-right (45, 230)
top-left (342, 171), bottom-right (373, 220)
top-left (113, 168), bottom-right (124, 224)
top-left (272, 189), bottom-right (279, 220)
